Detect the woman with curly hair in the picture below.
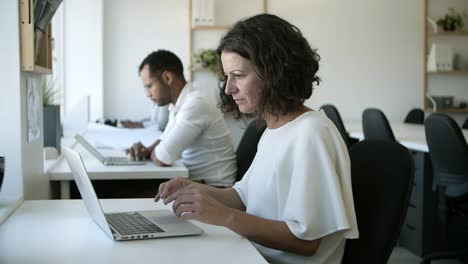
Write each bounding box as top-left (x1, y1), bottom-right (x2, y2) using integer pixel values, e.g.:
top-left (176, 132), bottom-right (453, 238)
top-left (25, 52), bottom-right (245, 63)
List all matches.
top-left (155, 14), bottom-right (358, 263)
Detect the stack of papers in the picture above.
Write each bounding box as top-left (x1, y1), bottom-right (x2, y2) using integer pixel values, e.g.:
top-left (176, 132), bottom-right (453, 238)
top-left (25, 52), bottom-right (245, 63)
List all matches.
top-left (85, 123), bottom-right (162, 150)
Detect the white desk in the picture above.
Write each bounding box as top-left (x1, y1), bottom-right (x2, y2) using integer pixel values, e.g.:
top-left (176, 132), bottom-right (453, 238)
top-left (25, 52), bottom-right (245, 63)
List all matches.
top-left (345, 121), bottom-right (468, 152)
top-left (0, 199), bottom-right (267, 264)
top-left (46, 143), bottom-right (188, 199)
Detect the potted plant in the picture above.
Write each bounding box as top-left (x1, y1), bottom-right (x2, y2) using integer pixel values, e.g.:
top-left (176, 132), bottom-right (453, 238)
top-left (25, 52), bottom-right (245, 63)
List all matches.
top-left (436, 8), bottom-right (467, 32)
top-left (193, 49), bottom-right (221, 76)
top-left (42, 76), bottom-right (62, 153)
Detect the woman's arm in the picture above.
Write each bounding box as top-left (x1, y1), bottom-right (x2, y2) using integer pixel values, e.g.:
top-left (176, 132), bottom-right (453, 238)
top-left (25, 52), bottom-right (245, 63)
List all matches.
top-left (172, 186), bottom-right (320, 256)
top-left (156, 177), bottom-right (245, 211)
top-left (225, 209), bottom-right (320, 256)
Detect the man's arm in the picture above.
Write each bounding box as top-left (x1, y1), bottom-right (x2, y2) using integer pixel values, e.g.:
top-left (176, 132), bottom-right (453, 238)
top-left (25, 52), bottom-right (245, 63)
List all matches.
top-left (151, 105), bottom-right (206, 166)
top-left (151, 147), bottom-right (169, 167)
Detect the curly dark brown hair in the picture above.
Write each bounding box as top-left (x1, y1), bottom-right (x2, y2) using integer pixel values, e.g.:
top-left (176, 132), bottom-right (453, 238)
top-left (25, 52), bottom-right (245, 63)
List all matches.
top-left (216, 14), bottom-right (321, 120)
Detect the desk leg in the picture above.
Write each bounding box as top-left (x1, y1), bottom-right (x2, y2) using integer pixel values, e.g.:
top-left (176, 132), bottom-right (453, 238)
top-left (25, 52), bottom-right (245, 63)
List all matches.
top-left (60, 181), bottom-right (71, 199)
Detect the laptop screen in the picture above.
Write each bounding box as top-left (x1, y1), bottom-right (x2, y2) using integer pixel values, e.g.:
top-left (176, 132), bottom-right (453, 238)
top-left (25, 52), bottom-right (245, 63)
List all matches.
top-left (74, 134), bottom-right (105, 162)
top-left (61, 144), bottom-right (114, 238)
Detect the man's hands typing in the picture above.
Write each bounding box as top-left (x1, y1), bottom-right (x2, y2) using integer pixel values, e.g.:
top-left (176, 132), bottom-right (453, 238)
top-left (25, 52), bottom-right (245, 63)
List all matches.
top-left (126, 141), bottom-right (151, 160)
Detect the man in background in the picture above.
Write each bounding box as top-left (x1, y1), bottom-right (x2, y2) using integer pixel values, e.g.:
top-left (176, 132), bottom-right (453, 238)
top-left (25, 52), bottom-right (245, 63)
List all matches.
top-left (127, 50), bottom-right (237, 187)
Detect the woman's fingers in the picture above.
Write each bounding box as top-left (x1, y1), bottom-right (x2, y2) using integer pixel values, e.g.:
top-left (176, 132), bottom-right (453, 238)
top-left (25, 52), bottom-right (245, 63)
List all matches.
top-left (154, 178), bottom-right (194, 204)
top-left (174, 203), bottom-right (198, 218)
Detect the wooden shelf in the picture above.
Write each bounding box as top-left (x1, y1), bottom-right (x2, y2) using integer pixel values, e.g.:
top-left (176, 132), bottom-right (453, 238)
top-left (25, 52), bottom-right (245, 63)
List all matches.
top-left (19, 0), bottom-right (53, 74)
top-left (423, 0), bottom-right (468, 112)
top-left (427, 70), bottom-right (468, 75)
top-left (192, 25), bottom-right (230, 30)
top-left (429, 31), bottom-right (468, 36)
top-left (428, 108), bottom-right (468, 113)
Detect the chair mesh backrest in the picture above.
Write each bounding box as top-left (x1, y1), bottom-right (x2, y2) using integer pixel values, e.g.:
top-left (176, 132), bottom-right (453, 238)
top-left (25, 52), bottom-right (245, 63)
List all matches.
top-left (342, 140), bottom-right (414, 263)
top-left (362, 108), bottom-right (396, 142)
top-left (404, 108), bottom-right (424, 124)
top-left (235, 119), bottom-right (266, 182)
top-left (320, 104), bottom-right (350, 147)
top-left (425, 113), bottom-right (468, 186)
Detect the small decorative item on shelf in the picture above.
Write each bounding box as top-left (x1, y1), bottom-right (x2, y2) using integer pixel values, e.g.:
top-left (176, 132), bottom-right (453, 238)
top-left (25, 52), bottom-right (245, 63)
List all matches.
top-left (427, 43), bottom-right (454, 71)
top-left (459, 101), bottom-right (467, 109)
top-left (193, 49), bottom-right (221, 76)
top-left (436, 8), bottom-right (467, 32)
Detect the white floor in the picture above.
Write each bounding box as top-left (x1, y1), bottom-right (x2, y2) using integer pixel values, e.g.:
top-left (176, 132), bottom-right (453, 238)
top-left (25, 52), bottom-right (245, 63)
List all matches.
top-left (389, 247), bottom-right (464, 264)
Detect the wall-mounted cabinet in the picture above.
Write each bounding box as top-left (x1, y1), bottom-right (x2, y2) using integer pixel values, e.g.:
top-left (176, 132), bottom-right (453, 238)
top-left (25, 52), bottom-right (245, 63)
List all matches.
top-left (188, 0), bottom-right (266, 98)
top-left (424, 0), bottom-right (468, 113)
top-left (19, 0), bottom-right (53, 74)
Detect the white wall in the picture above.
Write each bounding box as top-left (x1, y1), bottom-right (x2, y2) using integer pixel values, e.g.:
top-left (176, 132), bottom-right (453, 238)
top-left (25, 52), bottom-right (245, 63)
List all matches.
top-left (0, 1), bottom-right (49, 211)
top-left (62, 0), bottom-right (103, 129)
top-left (101, 0), bottom-right (426, 123)
top-left (269, 0), bottom-right (424, 121)
top-left (0, 1), bottom-right (24, 217)
top-left (22, 73), bottom-right (50, 200)
top-left (103, 0), bottom-right (190, 120)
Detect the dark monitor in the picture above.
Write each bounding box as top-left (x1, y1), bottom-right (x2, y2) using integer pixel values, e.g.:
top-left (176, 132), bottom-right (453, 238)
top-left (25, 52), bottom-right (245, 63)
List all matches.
top-left (0, 157), bottom-right (4, 191)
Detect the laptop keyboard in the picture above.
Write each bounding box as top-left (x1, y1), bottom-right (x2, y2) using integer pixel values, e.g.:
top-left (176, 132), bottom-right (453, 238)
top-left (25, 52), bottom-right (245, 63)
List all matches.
top-left (107, 157), bottom-right (132, 163)
top-left (106, 212), bottom-right (164, 235)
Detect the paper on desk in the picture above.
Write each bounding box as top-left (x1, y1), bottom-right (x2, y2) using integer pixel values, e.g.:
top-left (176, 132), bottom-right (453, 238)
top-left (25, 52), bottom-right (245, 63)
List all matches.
top-left (85, 123), bottom-right (162, 150)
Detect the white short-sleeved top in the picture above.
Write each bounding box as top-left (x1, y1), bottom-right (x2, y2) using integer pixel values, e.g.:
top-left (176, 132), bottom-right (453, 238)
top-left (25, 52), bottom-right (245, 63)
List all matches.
top-left (155, 83), bottom-right (236, 186)
top-left (233, 110), bottom-right (359, 264)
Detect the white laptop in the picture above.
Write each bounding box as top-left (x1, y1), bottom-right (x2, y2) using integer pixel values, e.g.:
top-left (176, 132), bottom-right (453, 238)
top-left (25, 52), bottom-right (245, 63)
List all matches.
top-left (62, 144), bottom-right (203, 241)
top-left (75, 134), bottom-right (145, 165)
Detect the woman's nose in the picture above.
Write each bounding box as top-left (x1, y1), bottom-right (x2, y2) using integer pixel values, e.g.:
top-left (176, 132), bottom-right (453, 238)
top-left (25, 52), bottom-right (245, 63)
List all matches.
top-left (224, 79), bottom-right (236, 95)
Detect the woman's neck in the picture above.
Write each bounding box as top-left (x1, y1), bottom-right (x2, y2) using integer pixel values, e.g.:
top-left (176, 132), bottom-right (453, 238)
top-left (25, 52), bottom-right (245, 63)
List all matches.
top-left (263, 105), bottom-right (311, 129)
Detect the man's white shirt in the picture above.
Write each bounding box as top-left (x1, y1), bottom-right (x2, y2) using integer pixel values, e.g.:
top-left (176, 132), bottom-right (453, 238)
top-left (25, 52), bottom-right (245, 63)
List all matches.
top-left (155, 83), bottom-right (236, 186)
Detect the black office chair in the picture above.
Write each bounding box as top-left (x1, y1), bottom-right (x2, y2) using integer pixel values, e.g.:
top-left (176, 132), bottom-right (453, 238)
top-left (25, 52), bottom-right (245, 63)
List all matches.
top-left (462, 117), bottom-right (468, 129)
top-left (423, 113), bottom-right (468, 263)
top-left (404, 108), bottom-right (425, 124)
top-left (342, 140), bottom-right (414, 264)
top-left (362, 108), bottom-right (396, 142)
top-left (320, 104), bottom-right (354, 147)
top-left (235, 119), bottom-right (266, 182)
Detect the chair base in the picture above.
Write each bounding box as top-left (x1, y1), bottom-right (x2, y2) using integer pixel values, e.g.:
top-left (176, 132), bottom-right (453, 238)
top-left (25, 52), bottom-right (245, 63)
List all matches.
top-left (421, 248), bottom-right (468, 264)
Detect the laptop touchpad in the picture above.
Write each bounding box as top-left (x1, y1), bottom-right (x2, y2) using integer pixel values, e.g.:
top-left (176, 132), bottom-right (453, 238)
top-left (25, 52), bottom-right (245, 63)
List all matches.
top-left (141, 210), bottom-right (185, 225)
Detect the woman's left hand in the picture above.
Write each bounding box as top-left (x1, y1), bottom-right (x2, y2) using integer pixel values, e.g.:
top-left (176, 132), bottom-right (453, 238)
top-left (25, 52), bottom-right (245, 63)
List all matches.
top-left (172, 186), bottom-right (230, 226)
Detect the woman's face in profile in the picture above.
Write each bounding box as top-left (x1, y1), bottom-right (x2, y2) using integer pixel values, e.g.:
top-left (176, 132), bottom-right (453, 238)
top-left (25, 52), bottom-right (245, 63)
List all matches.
top-left (221, 51), bottom-right (263, 114)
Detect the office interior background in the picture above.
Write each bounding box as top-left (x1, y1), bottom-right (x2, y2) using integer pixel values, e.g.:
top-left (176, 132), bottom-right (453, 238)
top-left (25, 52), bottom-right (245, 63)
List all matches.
top-left (0, 1), bottom-right (467, 261)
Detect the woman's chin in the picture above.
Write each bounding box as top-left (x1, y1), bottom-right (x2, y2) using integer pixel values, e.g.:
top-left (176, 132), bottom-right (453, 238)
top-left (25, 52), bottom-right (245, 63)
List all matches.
top-left (238, 107), bottom-right (255, 114)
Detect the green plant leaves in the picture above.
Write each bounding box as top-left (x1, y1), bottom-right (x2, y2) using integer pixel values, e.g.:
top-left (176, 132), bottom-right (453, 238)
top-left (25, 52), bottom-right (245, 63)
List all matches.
top-left (436, 7), bottom-right (466, 31)
top-left (42, 77), bottom-right (60, 106)
top-left (193, 49), bottom-right (222, 77)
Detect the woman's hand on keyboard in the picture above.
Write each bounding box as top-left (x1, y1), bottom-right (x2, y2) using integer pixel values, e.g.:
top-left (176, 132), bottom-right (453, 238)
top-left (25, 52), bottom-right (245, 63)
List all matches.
top-left (155, 177), bottom-right (196, 204)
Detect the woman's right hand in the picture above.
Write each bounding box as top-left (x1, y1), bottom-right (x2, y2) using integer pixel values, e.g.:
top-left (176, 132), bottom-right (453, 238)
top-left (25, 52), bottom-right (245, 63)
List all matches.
top-left (154, 177), bottom-right (195, 204)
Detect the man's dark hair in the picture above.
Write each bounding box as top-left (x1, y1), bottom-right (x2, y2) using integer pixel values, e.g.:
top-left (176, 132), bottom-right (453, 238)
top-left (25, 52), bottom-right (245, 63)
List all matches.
top-left (216, 14), bottom-right (321, 120)
top-left (139, 50), bottom-right (185, 81)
